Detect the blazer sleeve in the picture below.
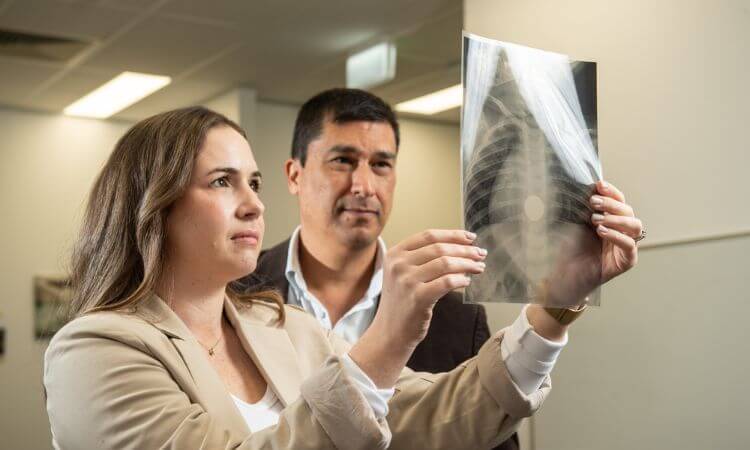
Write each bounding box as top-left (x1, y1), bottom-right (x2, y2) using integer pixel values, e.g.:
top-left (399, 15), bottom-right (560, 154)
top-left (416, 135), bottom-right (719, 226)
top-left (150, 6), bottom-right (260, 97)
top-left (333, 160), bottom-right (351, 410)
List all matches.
top-left (44, 316), bottom-right (390, 450)
top-left (327, 328), bottom-right (550, 450)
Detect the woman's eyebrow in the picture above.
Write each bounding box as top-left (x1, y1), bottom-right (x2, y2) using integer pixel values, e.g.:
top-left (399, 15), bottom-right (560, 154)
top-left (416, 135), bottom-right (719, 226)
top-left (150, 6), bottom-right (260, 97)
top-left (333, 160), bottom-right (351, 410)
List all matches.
top-left (206, 167), bottom-right (262, 178)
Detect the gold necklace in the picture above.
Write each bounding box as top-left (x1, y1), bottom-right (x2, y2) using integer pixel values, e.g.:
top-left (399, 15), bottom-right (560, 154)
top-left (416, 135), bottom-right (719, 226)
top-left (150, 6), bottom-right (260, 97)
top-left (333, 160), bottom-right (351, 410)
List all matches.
top-left (196, 315), bottom-right (225, 357)
top-left (205, 334), bottom-right (223, 356)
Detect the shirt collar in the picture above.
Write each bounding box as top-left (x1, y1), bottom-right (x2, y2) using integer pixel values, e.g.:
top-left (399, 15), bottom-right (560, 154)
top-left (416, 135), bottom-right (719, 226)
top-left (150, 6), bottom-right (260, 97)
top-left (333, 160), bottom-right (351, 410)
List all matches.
top-left (285, 225), bottom-right (386, 307)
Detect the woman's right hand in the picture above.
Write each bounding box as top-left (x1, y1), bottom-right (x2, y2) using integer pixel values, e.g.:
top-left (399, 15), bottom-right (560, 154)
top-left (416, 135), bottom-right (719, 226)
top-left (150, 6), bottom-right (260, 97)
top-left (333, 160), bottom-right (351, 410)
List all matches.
top-left (349, 229), bottom-right (486, 388)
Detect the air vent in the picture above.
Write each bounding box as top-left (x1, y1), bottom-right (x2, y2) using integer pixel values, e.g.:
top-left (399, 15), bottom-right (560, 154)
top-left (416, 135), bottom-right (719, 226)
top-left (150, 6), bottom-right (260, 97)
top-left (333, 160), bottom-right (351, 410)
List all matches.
top-left (0, 28), bottom-right (90, 62)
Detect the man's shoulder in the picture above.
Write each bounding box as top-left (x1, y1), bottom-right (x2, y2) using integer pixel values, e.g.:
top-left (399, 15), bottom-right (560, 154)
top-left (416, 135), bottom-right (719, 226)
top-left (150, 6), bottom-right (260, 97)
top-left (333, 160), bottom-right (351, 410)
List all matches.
top-left (256, 238), bottom-right (291, 273)
top-left (233, 238), bottom-right (291, 294)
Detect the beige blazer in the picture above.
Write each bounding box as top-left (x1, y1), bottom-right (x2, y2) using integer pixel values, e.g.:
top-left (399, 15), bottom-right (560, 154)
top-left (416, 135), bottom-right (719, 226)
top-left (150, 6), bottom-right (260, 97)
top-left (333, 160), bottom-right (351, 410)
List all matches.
top-left (44, 294), bottom-right (550, 449)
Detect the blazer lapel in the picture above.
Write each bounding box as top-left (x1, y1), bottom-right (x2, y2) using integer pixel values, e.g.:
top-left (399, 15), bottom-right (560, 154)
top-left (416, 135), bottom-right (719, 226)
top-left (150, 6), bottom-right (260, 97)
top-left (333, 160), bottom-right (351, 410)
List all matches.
top-left (136, 294), bottom-right (250, 435)
top-left (224, 299), bottom-right (304, 407)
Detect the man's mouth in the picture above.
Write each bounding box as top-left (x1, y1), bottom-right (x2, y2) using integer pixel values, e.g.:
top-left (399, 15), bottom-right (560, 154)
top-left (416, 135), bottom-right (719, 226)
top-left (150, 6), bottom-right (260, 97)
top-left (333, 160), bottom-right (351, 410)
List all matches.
top-left (341, 208), bottom-right (379, 215)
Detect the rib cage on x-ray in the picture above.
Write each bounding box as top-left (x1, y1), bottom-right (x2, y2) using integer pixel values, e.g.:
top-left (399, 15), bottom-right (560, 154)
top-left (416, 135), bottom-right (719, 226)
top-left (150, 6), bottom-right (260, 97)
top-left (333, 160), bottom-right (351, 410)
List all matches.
top-left (461, 34), bottom-right (602, 307)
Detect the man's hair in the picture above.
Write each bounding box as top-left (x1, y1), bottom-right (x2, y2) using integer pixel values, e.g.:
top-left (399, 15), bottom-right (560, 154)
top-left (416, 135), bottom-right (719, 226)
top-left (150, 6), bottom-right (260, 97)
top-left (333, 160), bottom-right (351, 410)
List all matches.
top-left (291, 88), bottom-right (400, 165)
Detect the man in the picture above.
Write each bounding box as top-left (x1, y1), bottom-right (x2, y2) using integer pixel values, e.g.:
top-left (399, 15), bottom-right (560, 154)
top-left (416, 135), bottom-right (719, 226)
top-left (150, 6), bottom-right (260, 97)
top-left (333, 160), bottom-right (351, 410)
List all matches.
top-left (237, 88), bottom-right (643, 449)
top-left (238, 88), bottom-right (519, 449)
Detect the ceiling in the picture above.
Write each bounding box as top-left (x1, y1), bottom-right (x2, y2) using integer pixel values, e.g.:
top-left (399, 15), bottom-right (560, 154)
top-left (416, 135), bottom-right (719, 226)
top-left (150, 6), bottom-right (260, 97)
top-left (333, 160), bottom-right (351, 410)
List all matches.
top-left (0, 0), bottom-right (462, 122)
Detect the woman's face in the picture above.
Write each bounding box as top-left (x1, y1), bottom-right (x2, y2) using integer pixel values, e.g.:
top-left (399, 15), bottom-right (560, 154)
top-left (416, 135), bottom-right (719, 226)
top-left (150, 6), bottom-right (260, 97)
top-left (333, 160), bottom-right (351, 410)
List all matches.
top-left (165, 125), bottom-right (264, 283)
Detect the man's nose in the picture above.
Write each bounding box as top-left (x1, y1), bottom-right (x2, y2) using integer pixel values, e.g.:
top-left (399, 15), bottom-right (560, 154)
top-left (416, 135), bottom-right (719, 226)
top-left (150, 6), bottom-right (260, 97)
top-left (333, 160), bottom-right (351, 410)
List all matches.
top-left (350, 163), bottom-right (375, 197)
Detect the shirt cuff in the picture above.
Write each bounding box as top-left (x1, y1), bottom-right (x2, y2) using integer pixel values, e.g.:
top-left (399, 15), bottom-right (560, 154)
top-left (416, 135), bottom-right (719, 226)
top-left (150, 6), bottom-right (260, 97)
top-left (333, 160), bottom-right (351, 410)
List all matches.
top-left (341, 353), bottom-right (395, 419)
top-left (500, 304), bottom-right (568, 394)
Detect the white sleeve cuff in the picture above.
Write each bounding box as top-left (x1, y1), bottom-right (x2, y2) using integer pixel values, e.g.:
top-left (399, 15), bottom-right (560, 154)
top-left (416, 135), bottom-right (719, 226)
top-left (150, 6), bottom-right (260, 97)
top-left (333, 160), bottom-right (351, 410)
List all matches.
top-left (500, 304), bottom-right (568, 394)
top-left (341, 353), bottom-right (395, 419)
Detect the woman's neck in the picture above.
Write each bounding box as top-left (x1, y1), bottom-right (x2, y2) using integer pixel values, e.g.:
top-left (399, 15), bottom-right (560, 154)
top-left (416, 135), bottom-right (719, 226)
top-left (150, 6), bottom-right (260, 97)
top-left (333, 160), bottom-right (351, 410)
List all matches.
top-left (154, 265), bottom-right (227, 339)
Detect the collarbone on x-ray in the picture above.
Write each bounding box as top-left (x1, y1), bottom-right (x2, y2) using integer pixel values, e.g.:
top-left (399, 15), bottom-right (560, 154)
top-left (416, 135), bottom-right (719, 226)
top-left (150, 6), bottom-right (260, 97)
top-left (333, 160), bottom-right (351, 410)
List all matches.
top-left (461, 33), bottom-right (603, 307)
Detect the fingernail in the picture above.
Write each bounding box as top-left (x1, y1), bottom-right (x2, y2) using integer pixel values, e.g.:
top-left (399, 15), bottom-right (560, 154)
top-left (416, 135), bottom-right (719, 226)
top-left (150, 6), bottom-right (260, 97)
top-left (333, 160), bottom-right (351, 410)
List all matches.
top-left (466, 231), bottom-right (477, 240)
top-left (598, 224), bottom-right (608, 234)
top-left (591, 196), bottom-right (603, 207)
top-left (600, 180), bottom-right (609, 190)
top-left (478, 262), bottom-right (486, 270)
top-left (477, 247), bottom-right (488, 256)
top-left (592, 213), bottom-right (605, 224)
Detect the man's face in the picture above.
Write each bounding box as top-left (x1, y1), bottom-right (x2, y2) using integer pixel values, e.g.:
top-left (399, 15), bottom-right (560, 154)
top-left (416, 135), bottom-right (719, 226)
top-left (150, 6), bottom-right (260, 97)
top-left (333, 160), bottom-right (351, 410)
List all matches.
top-left (286, 119), bottom-right (397, 250)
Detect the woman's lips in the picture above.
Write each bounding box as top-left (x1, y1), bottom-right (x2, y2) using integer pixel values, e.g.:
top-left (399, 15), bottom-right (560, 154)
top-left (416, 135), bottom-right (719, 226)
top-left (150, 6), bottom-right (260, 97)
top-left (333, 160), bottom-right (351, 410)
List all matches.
top-left (231, 231), bottom-right (259, 245)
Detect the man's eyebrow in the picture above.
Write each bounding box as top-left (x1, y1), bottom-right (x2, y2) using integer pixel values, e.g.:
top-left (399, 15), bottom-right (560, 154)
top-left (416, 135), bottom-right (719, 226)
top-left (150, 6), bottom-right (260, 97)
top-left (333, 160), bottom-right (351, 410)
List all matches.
top-left (327, 145), bottom-right (397, 160)
top-left (206, 167), bottom-right (262, 178)
top-left (373, 151), bottom-right (397, 160)
top-left (326, 145), bottom-right (359, 156)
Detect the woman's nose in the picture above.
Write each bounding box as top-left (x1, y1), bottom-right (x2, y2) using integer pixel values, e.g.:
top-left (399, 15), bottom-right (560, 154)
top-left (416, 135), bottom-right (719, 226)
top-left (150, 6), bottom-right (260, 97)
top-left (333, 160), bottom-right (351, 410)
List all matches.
top-left (237, 188), bottom-right (264, 219)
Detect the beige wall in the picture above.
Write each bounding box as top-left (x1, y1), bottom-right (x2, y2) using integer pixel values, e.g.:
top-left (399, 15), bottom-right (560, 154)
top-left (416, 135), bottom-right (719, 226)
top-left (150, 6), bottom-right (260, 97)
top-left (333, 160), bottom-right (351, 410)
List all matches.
top-left (0, 101), bottom-right (463, 449)
top-left (465, 0), bottom-right (750, 449)
top-left (0, 108), bottom-right (133, 450)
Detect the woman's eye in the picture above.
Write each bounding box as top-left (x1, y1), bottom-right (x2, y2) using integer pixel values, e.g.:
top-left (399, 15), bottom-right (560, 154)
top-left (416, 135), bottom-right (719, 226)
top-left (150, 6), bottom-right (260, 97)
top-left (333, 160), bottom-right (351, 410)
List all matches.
top-left (250, 179), bottom-right (262, 193)
top-left (211, 177), bottom-right (229, 188)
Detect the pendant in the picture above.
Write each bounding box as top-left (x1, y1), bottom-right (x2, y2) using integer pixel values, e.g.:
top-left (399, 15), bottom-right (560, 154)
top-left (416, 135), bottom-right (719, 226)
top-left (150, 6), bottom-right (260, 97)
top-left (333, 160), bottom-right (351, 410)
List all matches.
top-left (208, 349), bottom-right (215, 356)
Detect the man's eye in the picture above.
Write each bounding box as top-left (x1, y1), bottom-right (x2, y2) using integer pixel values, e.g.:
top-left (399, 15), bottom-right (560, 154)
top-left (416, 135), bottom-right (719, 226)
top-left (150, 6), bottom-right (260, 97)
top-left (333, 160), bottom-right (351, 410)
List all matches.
top-left (332, 157), bottom-right (354, 165)
top-left (210, 176), bottom-right (230, 188)
top-left (373, 161), bottom-right (393, 168)
top-left (250, 179), bottom-right (262, 193)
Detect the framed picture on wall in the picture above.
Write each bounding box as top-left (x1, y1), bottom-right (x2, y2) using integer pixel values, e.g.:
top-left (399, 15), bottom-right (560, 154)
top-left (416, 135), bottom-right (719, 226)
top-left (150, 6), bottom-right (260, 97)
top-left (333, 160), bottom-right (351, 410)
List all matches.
top-left (33, 275), bottom-right (72, 339)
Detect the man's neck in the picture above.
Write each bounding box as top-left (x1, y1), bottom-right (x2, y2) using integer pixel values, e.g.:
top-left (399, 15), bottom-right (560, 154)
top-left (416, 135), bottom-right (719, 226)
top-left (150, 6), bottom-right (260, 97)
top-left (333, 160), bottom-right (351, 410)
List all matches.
top-left (297, 228), bottom-right (379, 325)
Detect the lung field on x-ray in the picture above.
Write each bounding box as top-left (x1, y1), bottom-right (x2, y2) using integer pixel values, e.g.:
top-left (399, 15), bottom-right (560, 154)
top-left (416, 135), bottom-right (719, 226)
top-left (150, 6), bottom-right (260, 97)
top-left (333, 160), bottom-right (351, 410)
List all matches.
top-left (463, 54), bottom-right (600, 304)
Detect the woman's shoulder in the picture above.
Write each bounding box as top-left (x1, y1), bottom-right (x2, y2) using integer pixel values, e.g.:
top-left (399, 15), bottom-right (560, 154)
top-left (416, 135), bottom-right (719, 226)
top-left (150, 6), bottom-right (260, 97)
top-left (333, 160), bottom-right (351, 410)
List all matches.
top-left (48, 309), bottom-right (159, 354)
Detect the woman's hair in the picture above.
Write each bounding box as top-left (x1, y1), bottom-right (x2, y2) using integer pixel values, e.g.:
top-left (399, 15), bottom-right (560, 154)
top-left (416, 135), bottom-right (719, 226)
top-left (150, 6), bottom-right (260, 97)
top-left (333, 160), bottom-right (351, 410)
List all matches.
top-left (67, 106), bottom-right (284, 322)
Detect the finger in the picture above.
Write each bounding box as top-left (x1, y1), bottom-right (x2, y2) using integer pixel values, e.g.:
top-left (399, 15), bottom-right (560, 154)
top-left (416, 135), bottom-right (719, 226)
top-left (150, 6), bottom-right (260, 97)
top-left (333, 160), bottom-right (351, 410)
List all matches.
top-left (590, 195), bottom-right (634, 217)
top-left (596, 224), bottom-right (637, 256)
top-left (416, 273), bottom-right (472, 305)
top-left (596, 180), bottom-right (626, 203)
top-left (404, 242), bottom-right (487, 266)
top-left (414, 255), bottom-right (485, 283)
top-left (394, 229), bottom-right (476, 252)
top-left (591, 213), bottom-right (643, 239)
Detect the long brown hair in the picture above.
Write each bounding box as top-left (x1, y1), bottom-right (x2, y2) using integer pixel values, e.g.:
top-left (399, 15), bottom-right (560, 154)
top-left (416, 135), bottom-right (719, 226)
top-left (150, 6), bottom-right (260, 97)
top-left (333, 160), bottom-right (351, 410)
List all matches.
top-left (68, 106), bottom-right (284, 322)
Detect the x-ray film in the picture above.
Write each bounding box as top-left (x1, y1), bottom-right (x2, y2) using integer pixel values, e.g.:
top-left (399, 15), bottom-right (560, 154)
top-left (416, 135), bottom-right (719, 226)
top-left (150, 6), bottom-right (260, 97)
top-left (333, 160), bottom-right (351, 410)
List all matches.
top-left (461, 33), bottom-right (602, 308)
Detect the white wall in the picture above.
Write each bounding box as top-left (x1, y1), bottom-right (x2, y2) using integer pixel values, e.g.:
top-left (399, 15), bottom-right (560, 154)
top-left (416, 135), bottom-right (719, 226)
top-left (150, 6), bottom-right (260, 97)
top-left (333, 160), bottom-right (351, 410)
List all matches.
top-left (465, 0), bottom-right (750, 449)
top-left (0, 101), bottom-right (463, 450)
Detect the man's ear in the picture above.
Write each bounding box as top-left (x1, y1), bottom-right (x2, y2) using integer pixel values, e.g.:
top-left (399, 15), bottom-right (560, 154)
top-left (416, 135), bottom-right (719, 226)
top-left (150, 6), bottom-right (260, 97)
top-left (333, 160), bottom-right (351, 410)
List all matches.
top-left (285, 158), bottom-right (302, 195)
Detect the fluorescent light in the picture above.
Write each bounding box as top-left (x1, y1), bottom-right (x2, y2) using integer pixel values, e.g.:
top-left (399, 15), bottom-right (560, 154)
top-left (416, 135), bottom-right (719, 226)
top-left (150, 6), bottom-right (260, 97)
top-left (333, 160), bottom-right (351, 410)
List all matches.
top-left (346, 42), bottom-right (396, 89)
top-left (64, 71), bottom-right (171, 119)
top-left (395, 84), bottom-right (463, 115)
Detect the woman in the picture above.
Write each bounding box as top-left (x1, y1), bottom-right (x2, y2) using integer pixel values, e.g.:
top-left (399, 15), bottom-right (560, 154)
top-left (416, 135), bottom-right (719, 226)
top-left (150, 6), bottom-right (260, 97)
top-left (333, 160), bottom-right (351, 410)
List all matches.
top-left (44, 106), bottom-right (638, 449)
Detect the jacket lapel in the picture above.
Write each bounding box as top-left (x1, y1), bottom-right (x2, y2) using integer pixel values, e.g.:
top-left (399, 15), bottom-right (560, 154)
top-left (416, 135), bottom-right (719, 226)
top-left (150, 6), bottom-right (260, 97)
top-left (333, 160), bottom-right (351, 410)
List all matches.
top-left (136, 294), bottom-right (250, 435)
top-left (224, 299), bottom-right (304, 407)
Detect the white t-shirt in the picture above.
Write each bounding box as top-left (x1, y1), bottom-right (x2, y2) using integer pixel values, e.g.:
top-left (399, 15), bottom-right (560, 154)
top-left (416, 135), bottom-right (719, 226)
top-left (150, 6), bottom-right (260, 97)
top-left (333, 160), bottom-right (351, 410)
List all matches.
top-left (231, 386), bottom-right (283, 433)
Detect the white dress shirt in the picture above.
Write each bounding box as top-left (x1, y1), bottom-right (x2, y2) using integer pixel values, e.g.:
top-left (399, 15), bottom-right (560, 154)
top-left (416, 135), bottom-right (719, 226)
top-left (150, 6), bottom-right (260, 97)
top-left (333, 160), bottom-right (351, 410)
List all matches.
top-left (285, 226), bottom-right (385, 344)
